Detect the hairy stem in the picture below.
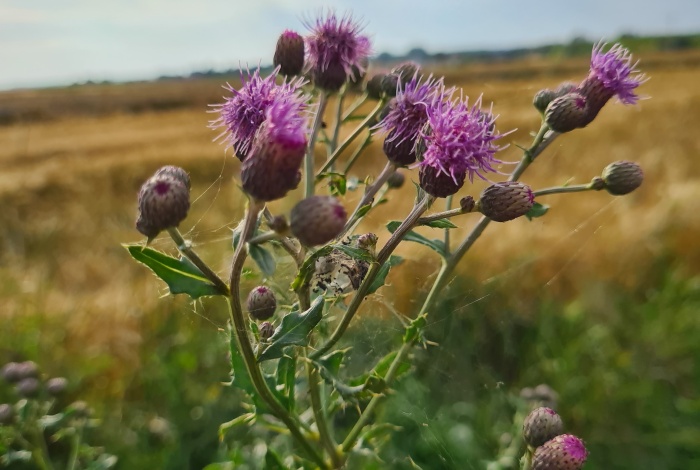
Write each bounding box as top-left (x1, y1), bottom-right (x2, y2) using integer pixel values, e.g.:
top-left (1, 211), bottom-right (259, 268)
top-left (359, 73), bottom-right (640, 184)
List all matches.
top-left (342, 131), bottom-right (373, 174)
top-left (167, 227), bottom-right (229, 295)
top-left (227, 200), bottom-right (327, 469)
top-left (534, 183), bottom-right (595, 197)
top-left (306, 91), bottom-right (328, 198)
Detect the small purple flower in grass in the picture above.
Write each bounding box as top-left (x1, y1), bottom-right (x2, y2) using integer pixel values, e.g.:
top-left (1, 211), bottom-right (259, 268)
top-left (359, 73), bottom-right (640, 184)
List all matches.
top-left (375, 74), bottom-right (451, 166)
top-left (210, 67), bottom-right (306, 160)
top-left (305, 11), bottom-right (371, 92)
top-left (418, 95), bottom-right (508, 198)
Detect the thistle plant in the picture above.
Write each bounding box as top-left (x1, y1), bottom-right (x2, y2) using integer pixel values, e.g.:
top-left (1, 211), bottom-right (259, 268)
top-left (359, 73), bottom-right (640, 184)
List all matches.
top-left (125, 10), bottom-right (646, 469)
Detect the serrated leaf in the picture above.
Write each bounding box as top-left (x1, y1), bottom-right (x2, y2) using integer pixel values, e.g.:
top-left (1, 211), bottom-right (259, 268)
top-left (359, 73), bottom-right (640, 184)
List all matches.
top-left (525, 201), bottom-right (549, 220)
top-left (124, 245), bottom-right (222, 298)
top-left (419, 219), bottom-right (457, 229)
top-left (276, 353), bottom-right (297, 412)
top-left (258, 297), bottom-right (325, 361)
top-left (368, 255), bottom-right (403, 294)
top-left (386, 221), bottom-right (445, 256)
top-left (249, 244), bottom-right (276, 277)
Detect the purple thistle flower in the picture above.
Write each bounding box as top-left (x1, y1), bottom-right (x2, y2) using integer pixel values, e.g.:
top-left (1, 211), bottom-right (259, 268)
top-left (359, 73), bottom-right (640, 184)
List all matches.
top-left (210, 67), bottom-right (306, 160)
top-left (587, 42), bottom-right (646, 105)
top-left (418, 95), bottom-right (507, 189)
top-left (305, 11), bottom-right (371, 92)
top-left (375, 74), bottom-right (451, 166)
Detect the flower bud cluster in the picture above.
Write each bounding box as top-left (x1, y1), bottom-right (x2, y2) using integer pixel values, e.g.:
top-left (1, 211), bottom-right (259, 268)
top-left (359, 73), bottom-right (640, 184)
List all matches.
top-left (522, 407), bottom-right (588, 470)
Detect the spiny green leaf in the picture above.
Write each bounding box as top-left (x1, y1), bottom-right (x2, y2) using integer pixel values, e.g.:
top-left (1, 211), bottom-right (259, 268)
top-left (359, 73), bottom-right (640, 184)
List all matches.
top-left (419, 219), bottom-right (458, 229)
top-left (258, 297), bottom-right (325, 361)
top-left (124, 244), bottom-right (222, 298)
top-left (290, 246), bottom-right (333, 291)
top-left (276, 353), bottom-right (297, 412)
top-left (249, 244), bottom-right (276, 277)
top-left (525, 201), bottom-right (549, 220)
top-left (368, 255), bottom-right (403, 294)
top-left (386, 221), bottom-right (446, 257)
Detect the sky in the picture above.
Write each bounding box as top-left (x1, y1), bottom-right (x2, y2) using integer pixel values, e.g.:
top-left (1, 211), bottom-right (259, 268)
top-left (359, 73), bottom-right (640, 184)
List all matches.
top-left (1, 0), bottom-right (699, 90)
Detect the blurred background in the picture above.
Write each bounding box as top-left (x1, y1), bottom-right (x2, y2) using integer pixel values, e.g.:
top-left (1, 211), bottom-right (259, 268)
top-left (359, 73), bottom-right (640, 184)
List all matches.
top-left (1, 1), bottom-right (699, 468)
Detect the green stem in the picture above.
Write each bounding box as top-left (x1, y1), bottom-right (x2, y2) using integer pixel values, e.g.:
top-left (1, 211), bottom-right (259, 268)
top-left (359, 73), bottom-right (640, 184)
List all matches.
top-left (29, 429), bottom-right (54, 470)
top-left (306, 91), bottom-right (328, 198)
top-left (310, 195), bottom-right (434, 360)
top-left (534, 183), bottom-right (594, 197)
top-left (318, 99), bottom-right (385, 175)
top-left (247, 230), bottom-right (280, 245)
top-left (340, 161), bottom-right (397, 236)
top-left (67, 426), bottom-right (83, 470)
top-left (444, 195), bottom-right (453, 255)
top-left (227, 200), bottom-right (327, 469)
top-left (342, 131), bottom-right (373, 174)
top-left (167, 227), bottom-right (229, 296)
top-left (306, 358), bottom-right (342, 468)
top-left (329, 92), bottom-right (345, 156)
top-left (342, 92), bottom-right (368, 121)
top-left (416, 207), bottom-right (472, 225)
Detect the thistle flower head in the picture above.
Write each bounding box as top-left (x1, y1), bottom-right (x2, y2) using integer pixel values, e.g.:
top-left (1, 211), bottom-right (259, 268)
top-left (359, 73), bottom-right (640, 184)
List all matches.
top-left (588, 42), bottom-right (646, 105)
top-left (419, 96), bottom-right (507, 186)
top-left (305, 11), bottom-right (371, 91)
top-left (210, 67), bottom-right (306, 160)
top-left (532, 434), bottom-right (588, 470)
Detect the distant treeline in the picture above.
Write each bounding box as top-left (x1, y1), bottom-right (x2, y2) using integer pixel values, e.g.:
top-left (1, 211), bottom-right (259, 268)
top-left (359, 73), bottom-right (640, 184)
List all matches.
top-left (162, 33), bottom-right (700, 81)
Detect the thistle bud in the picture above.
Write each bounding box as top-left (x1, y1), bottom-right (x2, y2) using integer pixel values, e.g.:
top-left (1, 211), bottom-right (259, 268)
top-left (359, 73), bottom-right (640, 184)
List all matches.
top-left (313, 61), bottom-right (348, 92)
top-left (532, 384), bottom-right (559, 409)
top-left (545, 93), bottom-right (589, 133)
top-left (459, 196), bottom-right (475, 213)
top-left (478, 182), bottom-right (534, 222)
top-left (246, 286), bottom-right (277, 321)
top-left (46, 377), bottom-right (69, 396)
top-left (383, 131), bottom-right (418, 166)
top-left (381, 62), bottom-right (421, 97)
top-left (533, 89), bottom-right (555, 114)
top-left (1, 362), bottom-right (22, 383)
top-left (137, 175), bottom-right (190, 236)
top-left (16, 377), bottom-right (41, 398)
top-left (17, 361), bottom-right (39, 380)
top-left (419, 166), bottom-right (466, 198)
top-left (268, 215), bottom-right (290, 235)
top-left (554, 81), bottom-right (578, 97)
top-left (602, 161), bottom-right (644, 195)
top-left (290, 196), bottom-right (347, 246)
top-left (0, 404), bottom-right (13, 425)
top-left (386, 171), bottom-right (405, 189)
top-left (523, 407), bottom-right (564, 448)
top-left (366, 73), bottom-right (387, 100)
top-left (259, 321), bottom-right (276, 341)
top-left (68, 401), bottom-right (91, 419)
top-left (532, 434), bottom-right (588, 470)
top-left (154, 165), bottom-right (191, 190)
top-left (590, 176), bottom-right (606, 191)
top-left (274, 30), bottom-right (305, 76)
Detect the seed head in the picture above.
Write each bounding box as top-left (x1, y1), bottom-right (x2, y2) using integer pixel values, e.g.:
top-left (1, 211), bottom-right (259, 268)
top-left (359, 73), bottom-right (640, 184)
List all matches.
top-left (154, 165), bottom-right (190, 190)
top-left (46, 377), bottom-right (69, 396)
top-left (478, 182), bottom-right (534, 222)
top-left (545, 93), bottom-right (589, 133)
top-left (305, 11), bottom-right (371, 92)
top-left (274, 30), bottom-right (305, 76)
top-left (137, 175), bottom-right (190, 236)
top-left (0, 404), bottom-right (14, 425)
top-left (210, 67), bottom-right (307, 160)
top-left (523, 407), bottom-right (565, 448)
top-left (246, 286), bottom-right (277, 321)
top-left (290, 196), bottom-right (347, 246)
top-left (240, 98), bottom-right (308, 202)
top-left (259, 321), bottom-right (276, 341)
top-left (602, 161), bottom-right (643, 195)
top-left (532, 434), bottom-right (588, 470)
top-left (16, 377), bottom-right (41, 398)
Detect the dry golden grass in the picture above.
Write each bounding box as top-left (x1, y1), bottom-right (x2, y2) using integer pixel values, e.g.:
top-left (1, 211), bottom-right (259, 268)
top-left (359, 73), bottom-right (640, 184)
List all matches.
top-left (0, 53), bottom-right (698, 388)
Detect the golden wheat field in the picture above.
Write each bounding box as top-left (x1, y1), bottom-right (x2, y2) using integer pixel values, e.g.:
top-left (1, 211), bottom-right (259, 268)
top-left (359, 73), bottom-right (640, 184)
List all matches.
top-left (0, 52), bottom-right (699, 399)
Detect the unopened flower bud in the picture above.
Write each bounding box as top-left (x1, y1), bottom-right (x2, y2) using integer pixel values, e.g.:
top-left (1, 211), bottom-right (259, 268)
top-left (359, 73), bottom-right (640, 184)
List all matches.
top-left (137, 175), bottom-right (190, 236)
top-left (69, 401), bottom-right (91, 419)
top-left (313, 61), bottom-right (348, 92)
top-left (0, 404), bottom-right (13, 425)
top-left (268, 215), bottom-right (290, 235)
top-left (1, 362), bottom-right (22, 383)
top-left (386, 171), bottom-right (405, 189)
top-left (290, 196), bottom-right (347, 246)
top-left (274, 30), bottom-right (305, 76)
top-left (602, 161), bottom-right (643, 195)
top-left (590, 176), bottom-right (606, 191)
top-left (383, 131), bottom-right (418, 166)
top-left (545, 93), bottom-right (589, 133)
top-left (523, 407), bottom-right (564, 448)
top-left (16, 377), bottom-right (41, 398)
top-left (478, 182), bottom-right (534, 222)
top-left (419, 166), bottom-right (466, 198)
top-left (459, 196), bottom-right (475, 213)
top-left (382, 62), bottom-right (421, 97)
top-left (532, 384), bottom-right (559, 409)
top-left (532, 434), bottom-right (588, 470)
top-left (154, 165), bottom-right (191, 190)
top-left (259, 321), bottom-right (275, 341)
top-left (554, 81), bottom-right (578, 97)
top-left (246, 286), bottom-right (277, 321)
top-left (533, 89), bottom-right (555, 113)
top-left (17, 361), bottom-right (39, 380)
top-left (366, 73), bottom-right (387, 100)
top-left (46, 377), bottom-right (68, 396)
